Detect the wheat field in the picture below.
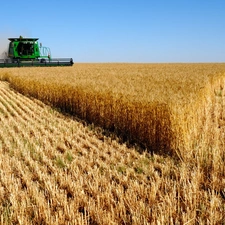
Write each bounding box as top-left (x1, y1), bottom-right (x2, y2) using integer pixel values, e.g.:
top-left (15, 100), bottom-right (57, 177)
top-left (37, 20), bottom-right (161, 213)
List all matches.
top-left (0, 63), bottom-right (225, 224)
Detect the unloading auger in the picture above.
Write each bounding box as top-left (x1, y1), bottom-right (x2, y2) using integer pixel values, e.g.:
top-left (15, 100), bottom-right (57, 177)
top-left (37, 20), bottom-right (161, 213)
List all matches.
top-left (0, 36), bottom-right (73, 67)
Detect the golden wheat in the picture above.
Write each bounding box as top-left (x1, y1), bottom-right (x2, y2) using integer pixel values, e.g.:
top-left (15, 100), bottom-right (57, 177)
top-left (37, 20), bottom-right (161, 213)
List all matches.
top-left (0, 63), bottom-right (225, 224)
top-left (1, 64), bottom-right (225, 155)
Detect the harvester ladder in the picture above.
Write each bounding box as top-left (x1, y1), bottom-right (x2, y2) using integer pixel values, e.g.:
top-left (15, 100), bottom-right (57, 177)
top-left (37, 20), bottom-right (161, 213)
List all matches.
top-left (39, 46), bottom-right (51, 59)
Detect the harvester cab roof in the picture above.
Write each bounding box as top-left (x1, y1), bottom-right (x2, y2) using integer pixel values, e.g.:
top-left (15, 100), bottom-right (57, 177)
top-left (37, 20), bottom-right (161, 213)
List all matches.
top-left (8, 37), bottom-right (39, 41)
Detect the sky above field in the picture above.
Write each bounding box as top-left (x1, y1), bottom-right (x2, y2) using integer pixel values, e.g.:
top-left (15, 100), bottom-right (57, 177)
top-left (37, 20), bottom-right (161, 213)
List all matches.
top-left (0, 0), bottom-right (224, 63)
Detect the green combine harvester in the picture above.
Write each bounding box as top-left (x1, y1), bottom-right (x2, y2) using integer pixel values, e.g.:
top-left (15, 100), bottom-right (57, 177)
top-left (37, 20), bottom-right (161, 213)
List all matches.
top-left (0, 36), bottom-right (73, 67)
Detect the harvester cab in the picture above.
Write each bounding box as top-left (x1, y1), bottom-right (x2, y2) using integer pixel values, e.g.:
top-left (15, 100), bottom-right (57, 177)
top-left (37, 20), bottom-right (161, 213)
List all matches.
top-left (0, 36), bottom-right (73, 67)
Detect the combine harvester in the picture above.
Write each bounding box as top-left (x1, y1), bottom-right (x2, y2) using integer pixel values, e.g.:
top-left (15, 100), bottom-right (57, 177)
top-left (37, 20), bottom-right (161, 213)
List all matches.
top-left (0, 36), bottom-right (73, 67)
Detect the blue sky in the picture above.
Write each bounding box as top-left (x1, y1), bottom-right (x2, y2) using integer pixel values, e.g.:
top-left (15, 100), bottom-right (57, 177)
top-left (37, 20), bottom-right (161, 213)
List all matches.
top-left (0, 0), bottom-right (224, 62)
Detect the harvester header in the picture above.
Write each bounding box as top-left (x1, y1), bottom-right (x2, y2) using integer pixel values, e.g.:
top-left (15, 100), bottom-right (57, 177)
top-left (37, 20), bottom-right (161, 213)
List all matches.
top-left (0, 36), bottom-right (73, 67)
